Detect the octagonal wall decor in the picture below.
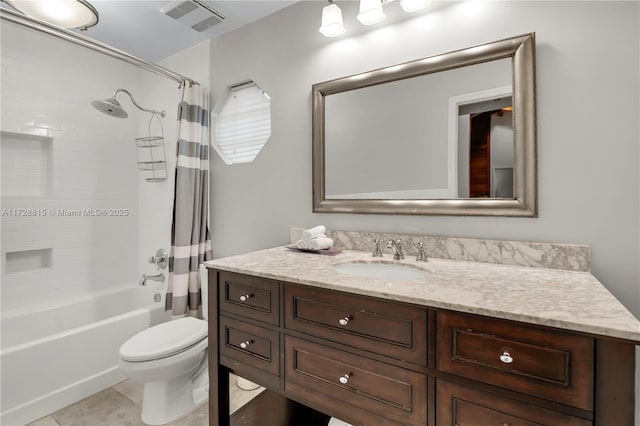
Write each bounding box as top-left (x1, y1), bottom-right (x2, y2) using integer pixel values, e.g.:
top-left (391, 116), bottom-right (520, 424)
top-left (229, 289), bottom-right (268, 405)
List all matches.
top-left (212, 81), bottom-right (272, 165)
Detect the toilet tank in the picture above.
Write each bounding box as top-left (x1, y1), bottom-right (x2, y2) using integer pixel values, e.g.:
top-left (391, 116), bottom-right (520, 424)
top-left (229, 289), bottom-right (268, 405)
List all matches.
top-left (199, 265), bottom-right (209, 320)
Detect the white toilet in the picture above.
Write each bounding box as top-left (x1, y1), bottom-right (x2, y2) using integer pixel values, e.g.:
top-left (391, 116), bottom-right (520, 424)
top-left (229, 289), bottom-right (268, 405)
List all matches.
top-left (118, 268), bottom-right (210, 425)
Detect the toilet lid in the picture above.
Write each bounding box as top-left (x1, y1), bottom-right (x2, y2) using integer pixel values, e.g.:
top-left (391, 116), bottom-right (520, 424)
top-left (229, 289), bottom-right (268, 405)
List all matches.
top-left (120, 317), bottom-right (207, 362)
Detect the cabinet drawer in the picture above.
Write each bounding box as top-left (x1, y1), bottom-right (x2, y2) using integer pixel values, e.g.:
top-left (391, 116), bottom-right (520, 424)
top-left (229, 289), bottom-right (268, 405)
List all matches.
top-left (436, 380), bottom-right (592, 426)
top-left (219, 271), bottom-right (280, 325)
top-left (219, 315), bottom-right (280, 376)
top-left (285, 336), bottom-right (427, 426)
top-left (285, 284), bottom-right (427, 365)
top-left (437, 311), bottom-right (593, 411)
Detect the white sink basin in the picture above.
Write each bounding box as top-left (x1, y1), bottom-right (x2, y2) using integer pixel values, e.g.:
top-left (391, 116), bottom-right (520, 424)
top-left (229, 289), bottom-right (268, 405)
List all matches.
top-left (334, 262), bottom-right (429, 280)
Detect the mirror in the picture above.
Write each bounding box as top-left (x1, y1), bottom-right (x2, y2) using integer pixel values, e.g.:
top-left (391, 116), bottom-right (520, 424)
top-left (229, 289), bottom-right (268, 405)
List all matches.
top-left (312, 33), bottom-right (537, 216)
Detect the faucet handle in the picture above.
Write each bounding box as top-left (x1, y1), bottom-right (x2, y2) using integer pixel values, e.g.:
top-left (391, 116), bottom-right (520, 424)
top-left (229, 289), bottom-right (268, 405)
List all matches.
top-left (148, 248), bottom-right (168, 270)
top-left (415, 242), bottom-right (428, 262)
top-left (372, 239), bottom-right (383, 257)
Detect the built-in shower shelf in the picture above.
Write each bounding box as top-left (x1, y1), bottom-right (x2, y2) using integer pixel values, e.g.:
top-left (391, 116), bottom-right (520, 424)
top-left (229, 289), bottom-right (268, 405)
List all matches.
top-left (137, 161), bottom-right (166, 171)
top-left (135, 136), bottom-right (164, 148)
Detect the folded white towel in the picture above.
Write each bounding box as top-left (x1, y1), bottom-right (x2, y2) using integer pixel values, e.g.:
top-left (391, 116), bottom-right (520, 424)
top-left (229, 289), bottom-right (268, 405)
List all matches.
top-left (328, 418), bottom-right (352, 426)
top-left (302, 225), bottom-right (326, 240)
top-left (309, 237), bottom-right (334, 251)
top-left (296, 239), bottom-right (310, 249)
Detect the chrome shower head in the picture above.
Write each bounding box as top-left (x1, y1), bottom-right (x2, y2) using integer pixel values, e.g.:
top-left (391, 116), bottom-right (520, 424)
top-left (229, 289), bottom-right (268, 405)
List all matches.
top-left (91, 98), bottom-right (128, 119)
top-left (92, 89), bottom-right (165, 119)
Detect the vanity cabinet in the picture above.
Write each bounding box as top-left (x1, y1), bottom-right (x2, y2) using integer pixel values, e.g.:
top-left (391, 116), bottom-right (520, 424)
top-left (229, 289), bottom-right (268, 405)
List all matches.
top-left (436, 380), bottom-right (592, 426)
top-left (209, 269), bottom-right (636, 426)
top-left (437, 311), bottom-right (594, 411)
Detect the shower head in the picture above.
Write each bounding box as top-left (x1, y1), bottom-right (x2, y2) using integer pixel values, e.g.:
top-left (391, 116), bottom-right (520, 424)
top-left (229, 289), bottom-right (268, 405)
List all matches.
top-left (91, 89), bottom-right (165, 119)
top-left (91, 98), bottom-right (128, 119)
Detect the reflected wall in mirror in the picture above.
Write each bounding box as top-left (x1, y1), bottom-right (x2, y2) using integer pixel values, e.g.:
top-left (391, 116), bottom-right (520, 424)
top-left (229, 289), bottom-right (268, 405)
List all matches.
top-left (312, 33), bottom-right (537, 216)
top-left (452, 86), bottom-right (514, 199)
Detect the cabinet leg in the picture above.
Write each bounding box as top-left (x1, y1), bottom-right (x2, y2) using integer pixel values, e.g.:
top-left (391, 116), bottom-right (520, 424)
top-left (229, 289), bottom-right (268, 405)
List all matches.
top-left (210, 364), bottom-right (230, 426)
top-left (594, 339), bottom-right (635, 425)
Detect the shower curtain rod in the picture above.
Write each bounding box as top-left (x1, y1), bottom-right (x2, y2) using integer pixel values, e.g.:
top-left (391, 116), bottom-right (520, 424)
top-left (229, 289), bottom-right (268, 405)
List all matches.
top-left (0, 7), bottom-right (199, 87)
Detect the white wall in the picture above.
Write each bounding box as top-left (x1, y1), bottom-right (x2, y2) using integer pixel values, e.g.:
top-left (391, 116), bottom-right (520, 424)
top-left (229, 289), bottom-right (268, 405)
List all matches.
top-left (136, 41), bottom-right (211, 279)
top-left (208, 1), bottom-right (639, 415)
top-left (0, 22), bottom-right (143, 311)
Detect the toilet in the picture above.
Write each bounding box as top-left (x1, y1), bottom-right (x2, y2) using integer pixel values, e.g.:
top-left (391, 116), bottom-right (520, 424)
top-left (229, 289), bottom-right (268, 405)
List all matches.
top-left (118, 267), bottom-right (210, 425)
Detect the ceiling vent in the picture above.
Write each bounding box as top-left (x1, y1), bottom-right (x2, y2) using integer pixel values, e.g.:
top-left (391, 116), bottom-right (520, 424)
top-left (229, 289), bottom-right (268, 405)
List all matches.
top-left (160, 1), bottom-right (225, 33)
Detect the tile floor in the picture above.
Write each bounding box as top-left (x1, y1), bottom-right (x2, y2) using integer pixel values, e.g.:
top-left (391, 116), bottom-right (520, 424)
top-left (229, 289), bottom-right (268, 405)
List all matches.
top-left (27, 374), bottom-right (264, 426)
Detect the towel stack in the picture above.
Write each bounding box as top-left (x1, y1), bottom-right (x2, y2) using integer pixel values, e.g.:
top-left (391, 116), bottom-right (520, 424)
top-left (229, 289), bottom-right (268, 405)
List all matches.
top-left (296, 225), bottom-right (334, 251)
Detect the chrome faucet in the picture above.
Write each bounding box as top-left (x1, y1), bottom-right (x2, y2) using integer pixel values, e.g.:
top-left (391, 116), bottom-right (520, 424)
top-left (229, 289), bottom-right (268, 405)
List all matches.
top-left (415, 242), bottom-right (428, 262)
top-left (387, 239), bottom-right (405, 260)
top-left (372, 239), bottom-right (384, 257)
top-left (139, 273), bottom-right (165, 286)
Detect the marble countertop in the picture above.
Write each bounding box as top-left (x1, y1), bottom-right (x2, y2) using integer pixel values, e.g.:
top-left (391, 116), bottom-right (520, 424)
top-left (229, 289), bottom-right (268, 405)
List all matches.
top-left (204, 246), bottom-right (640, 342)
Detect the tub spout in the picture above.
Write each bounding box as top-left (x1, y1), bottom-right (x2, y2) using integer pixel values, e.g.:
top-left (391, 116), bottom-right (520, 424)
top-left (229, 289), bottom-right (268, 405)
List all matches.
top-left (139, 273), bottom-right (165, 286)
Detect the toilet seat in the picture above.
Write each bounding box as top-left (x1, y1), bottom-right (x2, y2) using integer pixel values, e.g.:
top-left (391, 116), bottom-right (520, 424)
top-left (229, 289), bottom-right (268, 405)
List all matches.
top-left (120, 317), bottom-right (207, 362)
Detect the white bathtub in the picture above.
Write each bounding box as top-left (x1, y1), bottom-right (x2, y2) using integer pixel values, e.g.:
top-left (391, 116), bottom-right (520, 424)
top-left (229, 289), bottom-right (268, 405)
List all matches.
top-left (0, 284), bottom-right (166, 425)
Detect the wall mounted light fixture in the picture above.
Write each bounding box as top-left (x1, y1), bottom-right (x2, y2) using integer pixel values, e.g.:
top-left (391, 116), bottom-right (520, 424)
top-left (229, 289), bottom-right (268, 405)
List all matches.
top-left (357, 0), bottom-right (385, 25)
top-left (319, 0), bottom-right (345, 37)
top-left (5, 0), bottom-right (99, 30)
top-left (319, 0), bottom-right (432, 37)
top-left (400, 0), bottom-right (432, 13)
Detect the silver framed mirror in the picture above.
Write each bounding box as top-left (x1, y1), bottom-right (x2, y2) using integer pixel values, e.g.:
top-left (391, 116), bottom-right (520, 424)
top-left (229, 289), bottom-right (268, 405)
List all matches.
top-left (312, 33), bottom-right (537, 217)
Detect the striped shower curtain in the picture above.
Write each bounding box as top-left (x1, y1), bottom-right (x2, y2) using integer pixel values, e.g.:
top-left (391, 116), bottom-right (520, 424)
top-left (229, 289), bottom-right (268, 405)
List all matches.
top-left (166, 84), bottom-right (212, 319)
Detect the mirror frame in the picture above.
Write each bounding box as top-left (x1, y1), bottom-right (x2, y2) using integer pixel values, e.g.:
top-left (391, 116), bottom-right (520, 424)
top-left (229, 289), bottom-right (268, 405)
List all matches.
top-left (312, 33), bottom-right (537, 217)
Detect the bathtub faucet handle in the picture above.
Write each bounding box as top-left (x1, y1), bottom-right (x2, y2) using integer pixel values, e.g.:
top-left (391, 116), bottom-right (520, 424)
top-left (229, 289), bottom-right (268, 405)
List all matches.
top-left (148, 248), bottom-right (168, 270)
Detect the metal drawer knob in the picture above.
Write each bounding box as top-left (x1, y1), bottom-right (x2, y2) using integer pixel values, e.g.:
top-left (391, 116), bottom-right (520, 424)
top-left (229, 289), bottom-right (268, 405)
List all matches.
top-left (239, 294), bottom-right (251, 302)
top-left (499, 351), bottom-right (514, 364)
top-left (240, 340), bottom-right (251, 349)
top-left (338, 374), bottom-right (350, 384)
top-left (338, 317), bottom-right (350, 326)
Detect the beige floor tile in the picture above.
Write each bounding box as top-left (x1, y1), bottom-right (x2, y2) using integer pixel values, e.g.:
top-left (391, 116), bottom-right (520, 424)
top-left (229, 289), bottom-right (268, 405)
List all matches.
top-left (37, 374), bottom-right (264, 425)
top-left (165, 402), bottom-right (208, 426)
top-left (51, 388), bottom-right (145, 426)
top-left (113, 379), bottom-right (144, 405)
top-left (27, 416), bottom-right (60, 426)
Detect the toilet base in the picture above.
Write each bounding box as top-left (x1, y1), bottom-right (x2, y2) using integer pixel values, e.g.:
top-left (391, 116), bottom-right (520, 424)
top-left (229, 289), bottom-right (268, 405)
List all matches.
top-left (140, 366), bottom-right (208, 425)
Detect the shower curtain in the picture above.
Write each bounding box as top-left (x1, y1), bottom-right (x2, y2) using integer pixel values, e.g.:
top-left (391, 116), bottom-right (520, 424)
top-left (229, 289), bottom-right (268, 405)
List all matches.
top-left (166, 84), bottom-right (212, 319)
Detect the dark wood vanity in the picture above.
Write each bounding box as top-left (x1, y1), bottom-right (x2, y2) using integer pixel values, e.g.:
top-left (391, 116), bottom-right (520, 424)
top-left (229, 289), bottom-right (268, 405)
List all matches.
top-left (208, 269), bottom-right (636, 426)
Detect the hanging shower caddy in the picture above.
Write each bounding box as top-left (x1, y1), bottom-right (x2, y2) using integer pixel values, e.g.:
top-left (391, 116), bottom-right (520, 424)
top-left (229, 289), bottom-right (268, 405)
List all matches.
top-left (136, 113), bottom-right (167, 182)
top-left (91, 88), bottom-right (168, 182)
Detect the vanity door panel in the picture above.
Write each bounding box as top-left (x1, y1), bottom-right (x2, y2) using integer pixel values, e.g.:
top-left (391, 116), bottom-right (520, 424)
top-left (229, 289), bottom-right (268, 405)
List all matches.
top-left (437, 311), bottom-right (594, 411)
top-left (285, 284), bottom-right (428, 365)
top-left (285, 335), bottom-right (427, 426)
top-left (436, 380), bottom-right (592, 426)
top-left (219, 271), bottom-right (280, 326)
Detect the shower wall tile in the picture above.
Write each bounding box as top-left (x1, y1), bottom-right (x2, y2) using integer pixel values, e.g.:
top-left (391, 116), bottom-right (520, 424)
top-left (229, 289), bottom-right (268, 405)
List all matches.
top-left (1, 23), bottom-right (210, 312)
top-left (0, 23), bottom-right (144, 312)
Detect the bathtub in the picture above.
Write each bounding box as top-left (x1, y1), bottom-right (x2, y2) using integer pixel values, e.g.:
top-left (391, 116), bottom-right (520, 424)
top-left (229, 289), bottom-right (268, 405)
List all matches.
top-left (1, 283), bottom-right (166, 425)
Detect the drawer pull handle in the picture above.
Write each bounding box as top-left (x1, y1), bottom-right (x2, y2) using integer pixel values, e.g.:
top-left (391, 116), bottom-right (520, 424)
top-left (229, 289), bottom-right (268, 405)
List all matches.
top-left (338, 374), bottom-right (350, 385)
top-left (338, 317), bottom-right (350, 326)
top-left (239, 340), bottom-right (252, 349)
top-left (239, 294), bottom-right (252, 302)
top-left (499, 352), bottom-right (514, 364)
